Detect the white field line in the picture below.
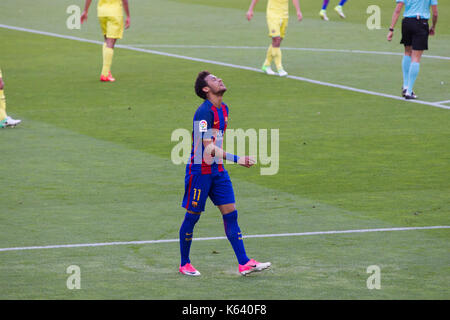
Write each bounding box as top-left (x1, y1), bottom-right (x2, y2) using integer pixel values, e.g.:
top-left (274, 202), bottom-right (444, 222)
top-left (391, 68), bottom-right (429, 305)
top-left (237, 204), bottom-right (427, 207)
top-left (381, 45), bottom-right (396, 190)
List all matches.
top-left (124, 44), bottom-right (450, 61)
top-left (0, 226), bottom-right (448, 253)
top-left (435, 99), bottom-right (450, 104)
top-left (1, 23), bottom-right (449, 111)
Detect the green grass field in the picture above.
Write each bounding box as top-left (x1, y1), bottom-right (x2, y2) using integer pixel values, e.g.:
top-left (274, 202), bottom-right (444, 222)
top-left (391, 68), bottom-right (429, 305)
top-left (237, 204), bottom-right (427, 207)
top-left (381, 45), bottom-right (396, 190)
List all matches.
top-left (0, 0), bottom-right (449, 300)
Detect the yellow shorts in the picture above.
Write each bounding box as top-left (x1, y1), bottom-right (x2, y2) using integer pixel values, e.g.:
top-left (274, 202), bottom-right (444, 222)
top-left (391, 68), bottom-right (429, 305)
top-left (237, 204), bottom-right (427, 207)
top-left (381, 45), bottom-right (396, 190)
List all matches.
top-left (98, 16), bottom-right (124, 39)
top-left (267, 16), bottom-right (288, 38)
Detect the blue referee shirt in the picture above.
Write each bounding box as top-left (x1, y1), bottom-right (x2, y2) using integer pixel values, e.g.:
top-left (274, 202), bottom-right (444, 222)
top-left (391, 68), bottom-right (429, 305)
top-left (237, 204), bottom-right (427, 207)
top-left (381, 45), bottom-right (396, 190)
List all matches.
top-left (396, 0), bottom-right (438, 19)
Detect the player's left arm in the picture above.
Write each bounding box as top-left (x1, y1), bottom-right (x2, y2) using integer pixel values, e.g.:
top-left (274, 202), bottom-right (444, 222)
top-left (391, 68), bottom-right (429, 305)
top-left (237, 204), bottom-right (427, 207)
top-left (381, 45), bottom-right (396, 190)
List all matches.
top-left (292, 0), bottom-right (303, 21)
top-left (122, 0), bottom-right (131, 29)
top-left (430, 4), bottom-right (438, 35)
top-left (387, 1), bottom-right (404, 41)
top-left (203, 132), bottom-right (255, 168)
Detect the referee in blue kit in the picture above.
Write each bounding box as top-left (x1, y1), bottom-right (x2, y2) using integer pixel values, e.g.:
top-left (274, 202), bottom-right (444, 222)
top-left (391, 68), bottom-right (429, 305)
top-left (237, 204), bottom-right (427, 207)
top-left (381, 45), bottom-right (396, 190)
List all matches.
top-left (387, 0), bottom-right (438, 100)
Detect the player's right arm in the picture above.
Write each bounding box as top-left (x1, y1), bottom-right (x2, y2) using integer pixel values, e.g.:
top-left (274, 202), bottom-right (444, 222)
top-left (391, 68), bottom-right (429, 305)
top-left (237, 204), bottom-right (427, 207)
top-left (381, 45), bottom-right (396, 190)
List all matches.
top-left (246, 0), bottom-right (259, 21)
top-left (387, 1), bottom-right (404, 41)
top-left (430, 4), bottom-right (438, 36)
top-left (80, 0), bottom-right (92, 24)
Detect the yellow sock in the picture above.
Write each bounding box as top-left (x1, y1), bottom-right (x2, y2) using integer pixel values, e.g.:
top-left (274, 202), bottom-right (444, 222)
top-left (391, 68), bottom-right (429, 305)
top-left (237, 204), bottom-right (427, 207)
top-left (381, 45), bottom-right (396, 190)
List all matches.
top-left (0, 90), bottom-right (6, 121)
top-left (263, 45), bottom-right (273, 66)
top-left (272, 47), bottom-right (283, 71)
top-left (101, 45), bottom-right (114, 76)
top-left (102, 43), bottom-right (107, 59)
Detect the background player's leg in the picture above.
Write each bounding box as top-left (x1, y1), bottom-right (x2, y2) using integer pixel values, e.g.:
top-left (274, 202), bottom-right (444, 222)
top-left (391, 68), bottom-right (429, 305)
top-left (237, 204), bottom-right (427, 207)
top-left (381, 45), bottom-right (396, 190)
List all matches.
top-left (264, 45), bottom-right (273, 66)
top-left (406, 50), bottom-right (423, 98)
top-left (272, 37), bottom-right (288, 77)
top-left (101, 37), bottom-right (116, 78)
top-left (335, 0), bottom-right (347, 19)
top-left (105, 37), bottom-right (117, 49)
top-left (272, 37), bottom-right (281, 48)
top-left (263, 45), bottom-right (274, 68)
top-left (0, 75), bottom-right (21, 128)
top-left (0, 77), bottom-right (6, 123)
top-left (262, 17), bottom-right (277, 75)
top-left (320, 0), bottom-right (330, 20)
top-left (219, 204), bottom-right (250, 266)
top-left (402, 46), bottom-right (412, 96)
top-left (262, 44), bottom-right (276, 75)
top-left (272, 37), bottom-right (286, 75)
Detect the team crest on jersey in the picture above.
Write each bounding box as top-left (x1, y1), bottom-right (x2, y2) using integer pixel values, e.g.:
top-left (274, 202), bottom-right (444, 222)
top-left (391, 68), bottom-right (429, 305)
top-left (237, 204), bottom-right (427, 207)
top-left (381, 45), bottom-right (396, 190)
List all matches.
top-left (192, 201), bottom-right (198, 207)
top-left (199, 120), bottom-right (208, 132)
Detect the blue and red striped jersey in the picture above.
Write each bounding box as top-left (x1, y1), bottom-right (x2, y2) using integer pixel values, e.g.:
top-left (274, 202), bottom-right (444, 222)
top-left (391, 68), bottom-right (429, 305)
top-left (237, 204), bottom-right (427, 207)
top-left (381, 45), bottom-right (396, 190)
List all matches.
top-left (186, 99), bottom-right (229, 175)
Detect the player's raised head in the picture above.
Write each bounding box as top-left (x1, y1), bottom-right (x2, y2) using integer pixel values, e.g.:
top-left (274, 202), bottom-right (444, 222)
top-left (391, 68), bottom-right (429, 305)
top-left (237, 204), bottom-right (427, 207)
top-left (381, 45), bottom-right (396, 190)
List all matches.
top-left (195, 71), bottom-right (211, 100)
top-left (195, 71), bottom-right (227, 100)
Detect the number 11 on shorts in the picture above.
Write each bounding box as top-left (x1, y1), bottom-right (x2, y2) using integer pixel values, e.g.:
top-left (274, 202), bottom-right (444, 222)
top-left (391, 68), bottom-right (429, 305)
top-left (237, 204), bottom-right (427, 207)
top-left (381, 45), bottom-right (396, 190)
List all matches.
top-left (193, 188), bottom-right (201, 201)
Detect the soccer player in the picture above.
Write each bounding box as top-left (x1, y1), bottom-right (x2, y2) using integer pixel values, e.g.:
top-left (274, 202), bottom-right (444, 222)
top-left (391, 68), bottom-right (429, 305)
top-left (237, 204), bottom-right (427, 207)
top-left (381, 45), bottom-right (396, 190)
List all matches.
top-left (81, 0), bottom-right (131, 82)
top-left (0, 69), bottom-right (21, 128)
top-left (387, 0), bottom-right (438, 99)
top-left (320, 0), bottom-right (348, 21)
top-left (247, 0), bottom-right (303, 77)
top-left (179, 71), bottom-right (271, 276)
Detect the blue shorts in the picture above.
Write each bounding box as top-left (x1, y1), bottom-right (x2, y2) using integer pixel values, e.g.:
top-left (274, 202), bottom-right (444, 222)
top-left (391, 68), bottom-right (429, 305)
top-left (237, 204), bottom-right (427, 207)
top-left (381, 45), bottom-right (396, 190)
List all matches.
top-left (182, 171), bottom-right (235, 213)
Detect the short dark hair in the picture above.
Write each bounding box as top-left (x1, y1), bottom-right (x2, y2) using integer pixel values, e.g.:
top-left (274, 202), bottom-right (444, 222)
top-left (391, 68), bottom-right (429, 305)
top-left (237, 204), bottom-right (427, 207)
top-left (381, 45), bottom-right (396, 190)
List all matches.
top-left (195, 70), bottom-right (210, 100)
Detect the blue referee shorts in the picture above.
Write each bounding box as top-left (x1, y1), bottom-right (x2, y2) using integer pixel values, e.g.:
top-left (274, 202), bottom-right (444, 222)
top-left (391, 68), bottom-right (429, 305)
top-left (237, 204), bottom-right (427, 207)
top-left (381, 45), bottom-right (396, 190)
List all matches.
top-left (182, 171), bottom-right (236, 213)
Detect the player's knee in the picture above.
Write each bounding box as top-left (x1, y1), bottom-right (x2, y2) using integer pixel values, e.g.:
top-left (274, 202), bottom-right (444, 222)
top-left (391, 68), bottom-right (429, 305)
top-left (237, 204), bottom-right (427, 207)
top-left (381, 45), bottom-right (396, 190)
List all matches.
top-left (411, 50), bottom-right (423, 63)
top-left (404, 46), bottom-right (412, 56)
top-left (218, 204), bottom-right (235, 216)
top-left (105, 38), bottom-right (116, 48)
top-left (272, 37), bottom-right (281, 47)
